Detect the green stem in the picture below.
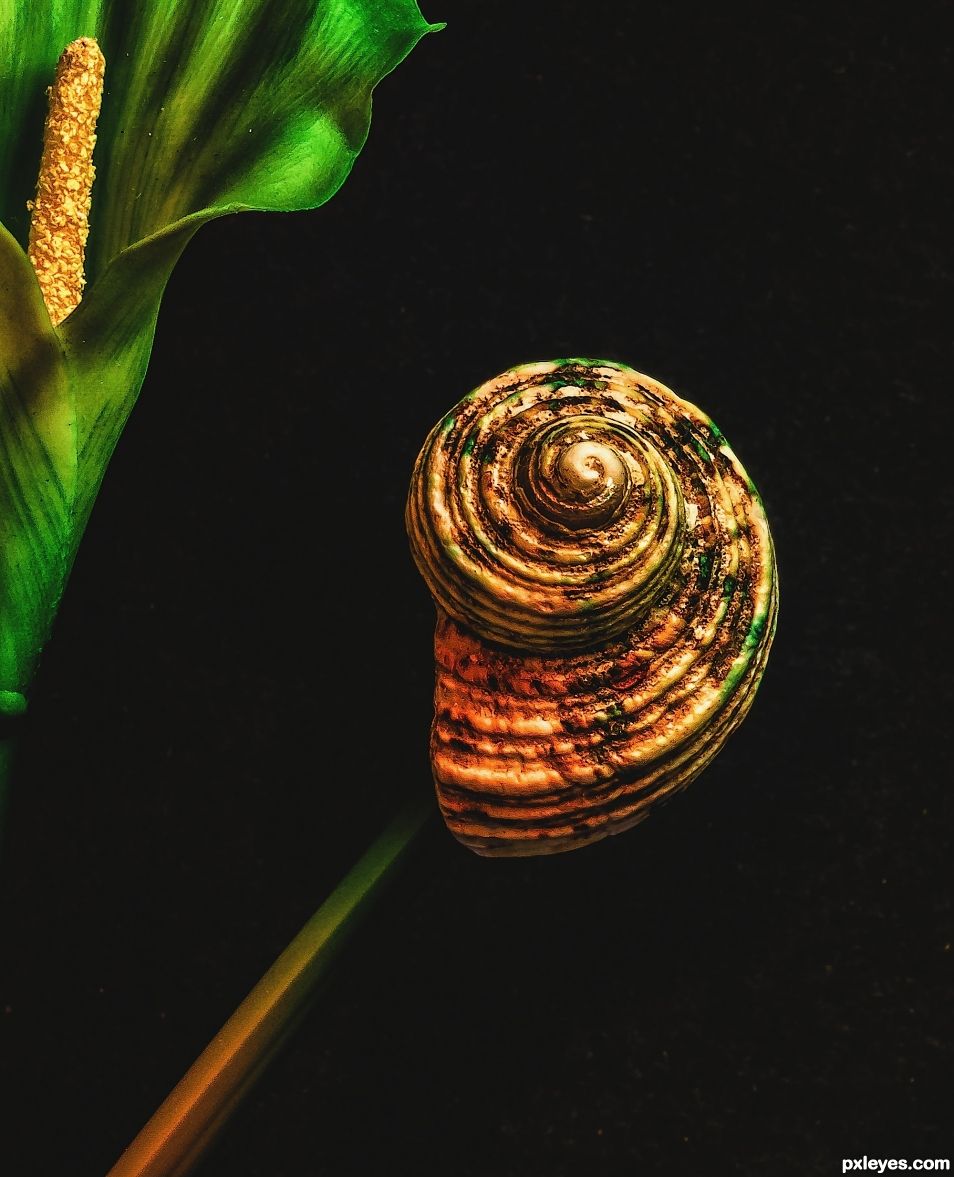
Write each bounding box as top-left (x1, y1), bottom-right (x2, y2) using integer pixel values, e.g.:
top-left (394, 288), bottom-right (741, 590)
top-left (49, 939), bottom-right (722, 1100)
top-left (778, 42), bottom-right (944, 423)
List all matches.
top-left (105, 799), bottom-right (432, 1177)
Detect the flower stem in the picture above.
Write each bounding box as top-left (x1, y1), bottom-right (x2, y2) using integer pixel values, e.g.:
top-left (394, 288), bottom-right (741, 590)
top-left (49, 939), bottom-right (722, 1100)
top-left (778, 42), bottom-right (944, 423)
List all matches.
top-left (106, 799), bottom-right (433, 1177)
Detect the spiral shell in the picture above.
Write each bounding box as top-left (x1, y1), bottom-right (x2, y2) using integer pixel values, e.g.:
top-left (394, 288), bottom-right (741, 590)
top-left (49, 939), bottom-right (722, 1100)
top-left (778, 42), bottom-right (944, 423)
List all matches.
top-left (407, 359), bottom-right (777, 857)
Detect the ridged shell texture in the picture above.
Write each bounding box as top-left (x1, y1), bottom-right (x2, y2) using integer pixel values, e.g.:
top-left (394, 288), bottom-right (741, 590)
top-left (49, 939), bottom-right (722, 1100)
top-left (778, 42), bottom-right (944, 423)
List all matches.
top-left (407, 359), bottom-right (777, 856)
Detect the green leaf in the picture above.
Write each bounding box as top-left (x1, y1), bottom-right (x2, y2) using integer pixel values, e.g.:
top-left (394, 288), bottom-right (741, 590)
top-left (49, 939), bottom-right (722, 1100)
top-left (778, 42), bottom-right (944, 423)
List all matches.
top-left (61, 212), bottom-right (209, 529)
top-left (0, 0), bottom-right (438, 700)
top-left (57, 0), bottom-right (441, 523)
top-left (1, 2), bottom-right (439, 266)
top-left (0, 222), bottom-right (73, 695)
top-left (87, 0), bottom-right (438, 276)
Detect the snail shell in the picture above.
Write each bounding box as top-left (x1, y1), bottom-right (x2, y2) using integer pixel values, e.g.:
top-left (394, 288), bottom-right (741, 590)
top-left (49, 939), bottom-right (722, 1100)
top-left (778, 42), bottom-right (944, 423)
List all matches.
top-left (406, 359), bottom-right (777, 857)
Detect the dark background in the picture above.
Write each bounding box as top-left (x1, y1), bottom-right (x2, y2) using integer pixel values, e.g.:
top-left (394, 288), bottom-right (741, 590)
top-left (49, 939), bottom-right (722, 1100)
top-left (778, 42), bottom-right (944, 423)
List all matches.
top-left (2, 2), bottom-right (952, 1174)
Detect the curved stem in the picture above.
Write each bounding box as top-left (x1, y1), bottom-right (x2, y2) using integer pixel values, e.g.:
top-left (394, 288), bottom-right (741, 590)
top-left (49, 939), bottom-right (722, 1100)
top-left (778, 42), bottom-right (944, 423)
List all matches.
top-left (106, 799), bottom-right (433, 1177)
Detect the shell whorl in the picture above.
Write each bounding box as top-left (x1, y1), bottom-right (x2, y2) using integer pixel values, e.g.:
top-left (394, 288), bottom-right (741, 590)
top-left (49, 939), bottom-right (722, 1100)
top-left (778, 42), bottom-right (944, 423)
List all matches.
top-left (407, 359), bottom-right (778, 857)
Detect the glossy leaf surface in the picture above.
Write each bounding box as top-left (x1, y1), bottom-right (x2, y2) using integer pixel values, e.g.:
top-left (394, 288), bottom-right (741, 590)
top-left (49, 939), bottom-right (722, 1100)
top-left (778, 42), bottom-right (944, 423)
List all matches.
top-left (0, 0), bottom-right (437, 697)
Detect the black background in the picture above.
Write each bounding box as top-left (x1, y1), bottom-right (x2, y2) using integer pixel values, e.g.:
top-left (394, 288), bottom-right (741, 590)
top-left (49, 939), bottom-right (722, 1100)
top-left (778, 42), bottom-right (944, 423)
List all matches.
top-left (2, 2), bottom-right (952, 1175)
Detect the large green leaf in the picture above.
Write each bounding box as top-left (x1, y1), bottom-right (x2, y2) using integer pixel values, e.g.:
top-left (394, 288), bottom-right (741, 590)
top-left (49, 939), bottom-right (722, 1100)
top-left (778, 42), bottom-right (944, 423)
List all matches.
top-left (1, 1), bottom-right (438, 265)
top-left (60, 0), bottom-right (440, 522)
top-left (61, 212), bottom-right (210, 526)
top-left (88, 0), bottom-right (435, 274)
top-left (0, 222), bottom-right (72, 696)
top-left (0, 0), bottom-right (438, 703)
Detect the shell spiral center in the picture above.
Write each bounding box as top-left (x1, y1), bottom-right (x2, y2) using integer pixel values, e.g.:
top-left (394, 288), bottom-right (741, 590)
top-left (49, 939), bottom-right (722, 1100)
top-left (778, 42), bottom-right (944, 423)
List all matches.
top-left (407, 362), bottom-right (690, 652)
top-left (518, 419), bottom-right (631, 531)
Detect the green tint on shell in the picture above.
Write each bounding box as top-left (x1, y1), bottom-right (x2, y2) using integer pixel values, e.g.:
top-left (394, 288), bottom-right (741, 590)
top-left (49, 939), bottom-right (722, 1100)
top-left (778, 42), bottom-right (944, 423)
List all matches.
top-left (406, 359), bottom-right (778, 857)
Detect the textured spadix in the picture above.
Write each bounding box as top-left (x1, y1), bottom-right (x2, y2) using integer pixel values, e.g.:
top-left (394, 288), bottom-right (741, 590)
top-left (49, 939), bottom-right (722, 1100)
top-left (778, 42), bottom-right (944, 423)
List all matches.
top-left (407, 359), bottom-right (778, 857)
